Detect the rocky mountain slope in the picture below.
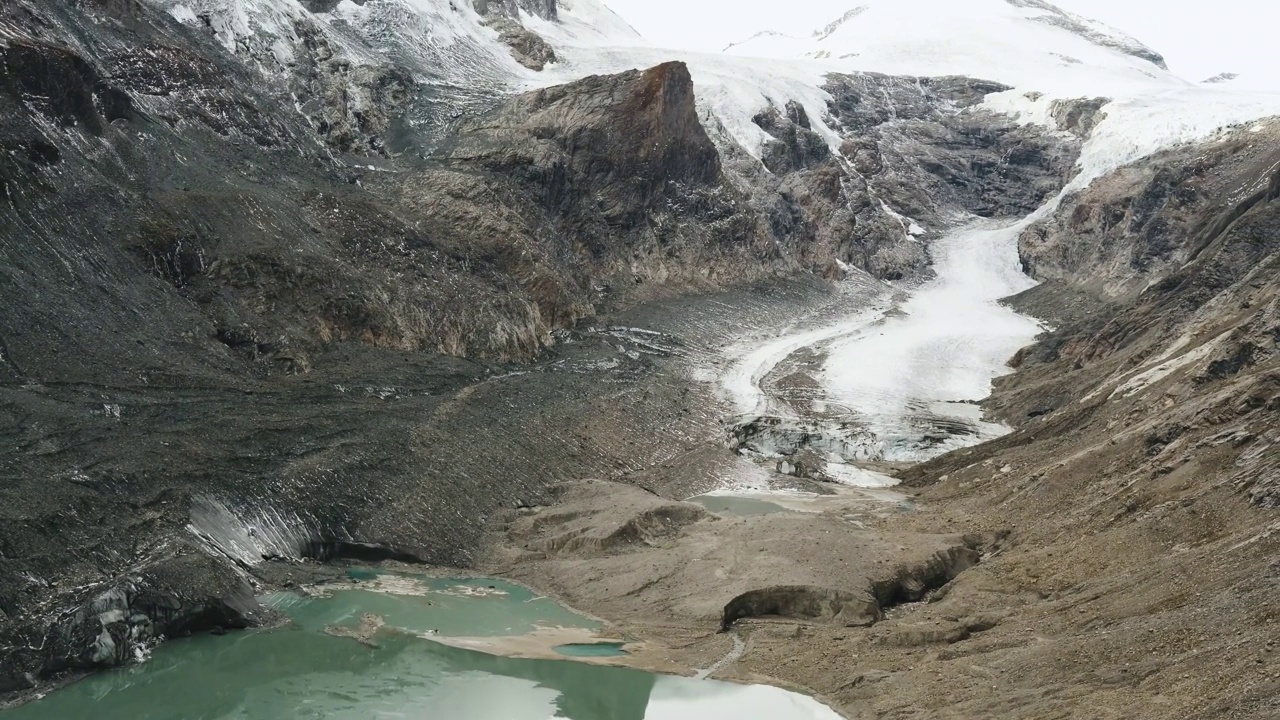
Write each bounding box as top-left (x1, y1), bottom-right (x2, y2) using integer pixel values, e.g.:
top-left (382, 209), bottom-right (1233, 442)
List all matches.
top-left (1, 0), bottom-right (1277, 711)
top-left (867, 120), bottom-right (1280, 719)
top-left (996, 121), bottom-right (1280, 510)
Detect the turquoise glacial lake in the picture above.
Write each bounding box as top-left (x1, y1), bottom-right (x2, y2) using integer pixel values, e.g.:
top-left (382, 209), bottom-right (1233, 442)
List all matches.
top-left (2, 572), bottom-right (842, 720)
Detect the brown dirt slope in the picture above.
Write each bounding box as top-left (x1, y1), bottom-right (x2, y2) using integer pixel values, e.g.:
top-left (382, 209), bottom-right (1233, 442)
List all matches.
top-left (876, 122), bottom-right (1280, 719)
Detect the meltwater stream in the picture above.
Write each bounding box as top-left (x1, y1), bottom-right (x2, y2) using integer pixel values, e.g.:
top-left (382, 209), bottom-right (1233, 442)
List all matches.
top-left (4, 572), bottom-right (841, 720)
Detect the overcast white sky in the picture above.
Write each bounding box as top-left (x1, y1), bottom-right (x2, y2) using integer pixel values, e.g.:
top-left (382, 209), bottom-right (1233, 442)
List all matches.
top-left (601, 0), bottom-right (1279, 86)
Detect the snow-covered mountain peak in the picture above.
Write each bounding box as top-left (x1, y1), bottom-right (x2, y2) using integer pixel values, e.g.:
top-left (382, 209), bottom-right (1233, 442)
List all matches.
top-left (723, 0), bottom-right (1177, 96)
top-left (1004, 0), bottom-right (1166, 69)
top-left (142, 0), bottom-right (1280, 202)
top-left (811, 7), bottom-right (868, 41)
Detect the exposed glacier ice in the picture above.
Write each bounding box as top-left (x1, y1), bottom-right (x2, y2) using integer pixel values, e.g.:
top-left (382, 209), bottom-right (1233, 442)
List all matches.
top-left (714, 214), bottom-right (1047, 471)
top-left (821, 220), bottom-right (1042, 461)
top-left (720, 289), bottom-right (891, 421)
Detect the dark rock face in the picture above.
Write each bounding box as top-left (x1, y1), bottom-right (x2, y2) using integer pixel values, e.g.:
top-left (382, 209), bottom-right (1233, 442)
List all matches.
top-left (827, 74), bottom-right (1010, 133)
top-left (1050, 96), bottom-right (1109, 138)
top-left (825, 73), bottom-right (1081, 223)
top-left (476, 0), bottom-right (558, 21)
top-left (753, 101), bottom-right (831, 175)
top-left (3, 556), bottom-right (264, 691)
top-left (413, 61), bottom-right (771, 324)
top-left (484, 16), bottom-right (558, 70)
top-left (445, 62), bottom-right (722, 227)
top-left (697, 72), bottom-right (1083, 284)
top-left (1, 41), bottom-right (139, 136)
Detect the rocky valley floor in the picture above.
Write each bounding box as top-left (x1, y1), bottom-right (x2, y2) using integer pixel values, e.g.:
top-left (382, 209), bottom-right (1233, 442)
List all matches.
top-left (3, 191), bottom-right (1278, 717)
top-left (5, 137), bottom-right (1280, 714)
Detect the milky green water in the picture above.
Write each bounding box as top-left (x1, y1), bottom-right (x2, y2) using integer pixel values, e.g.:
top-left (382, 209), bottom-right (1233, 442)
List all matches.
top-left (293, 573), bottom-right (600, 637)
top-left (690, 494), bottom-right (789, 516)
top-left (2, 573), bottom-right (843, 720)
top-left (554, 642), bottom-right (630, 658)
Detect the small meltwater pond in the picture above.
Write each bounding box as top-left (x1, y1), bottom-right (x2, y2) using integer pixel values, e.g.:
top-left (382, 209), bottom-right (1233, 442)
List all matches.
top-left (4, 571), bottom-right (842, 720)
top-left (553, 642), bottom-right (630, 658)
top-left (689, 494), bottom-right (790, 516)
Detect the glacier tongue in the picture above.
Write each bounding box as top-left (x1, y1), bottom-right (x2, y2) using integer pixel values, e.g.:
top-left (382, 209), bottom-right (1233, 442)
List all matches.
top-left (821, 219), bottom-right (1042, 462)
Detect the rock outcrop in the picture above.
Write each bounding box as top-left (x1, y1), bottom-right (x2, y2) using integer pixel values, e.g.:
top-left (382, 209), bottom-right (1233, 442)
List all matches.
top-left (713, 72), bottom-right (1082, 282)
top-left (484, 15), bottom-right (558, 70)
top-left (1005, 0), bottom-right (1168, 69)
top-left (476, 0), bottom-right (557, 20)
top-left (753, 101), bottom-right (832, 175)
top-left (824, 73), bottom-right (1080, 223)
